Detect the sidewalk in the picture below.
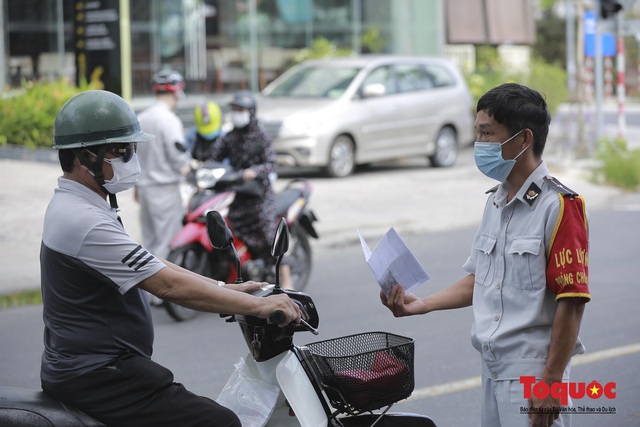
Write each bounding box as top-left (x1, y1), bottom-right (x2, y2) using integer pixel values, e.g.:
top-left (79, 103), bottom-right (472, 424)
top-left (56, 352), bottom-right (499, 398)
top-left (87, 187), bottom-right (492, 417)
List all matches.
top-left (0, 145), bottom-right (626, 297)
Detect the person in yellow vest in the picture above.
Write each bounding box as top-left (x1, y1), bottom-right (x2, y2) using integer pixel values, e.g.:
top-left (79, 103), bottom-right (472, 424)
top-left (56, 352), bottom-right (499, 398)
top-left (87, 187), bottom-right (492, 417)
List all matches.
top-left (185, 101), bottom-right (224, 162)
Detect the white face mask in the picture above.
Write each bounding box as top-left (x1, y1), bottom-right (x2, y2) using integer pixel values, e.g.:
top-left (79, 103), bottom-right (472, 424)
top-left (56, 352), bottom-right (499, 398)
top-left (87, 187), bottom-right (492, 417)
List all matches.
top-left (102, 153), bottom-right (141, 193)
top-left (231, 111), bottom-right (251, 128)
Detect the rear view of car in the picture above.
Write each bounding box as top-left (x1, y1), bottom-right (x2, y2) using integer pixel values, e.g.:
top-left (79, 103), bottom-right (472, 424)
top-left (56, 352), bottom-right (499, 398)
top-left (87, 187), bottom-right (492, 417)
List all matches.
top-left (257, 55), bottom-right (474, 177)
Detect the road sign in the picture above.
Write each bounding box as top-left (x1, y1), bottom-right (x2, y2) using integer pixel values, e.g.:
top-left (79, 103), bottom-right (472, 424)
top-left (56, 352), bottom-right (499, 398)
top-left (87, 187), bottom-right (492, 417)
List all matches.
top-left (585, 11), bottom-right (617, 56)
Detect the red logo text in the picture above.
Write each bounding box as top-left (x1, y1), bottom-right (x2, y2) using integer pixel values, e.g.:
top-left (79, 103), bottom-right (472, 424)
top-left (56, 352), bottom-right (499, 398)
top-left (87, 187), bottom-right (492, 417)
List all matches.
top-left (520, 376), bottom-right (617, 405)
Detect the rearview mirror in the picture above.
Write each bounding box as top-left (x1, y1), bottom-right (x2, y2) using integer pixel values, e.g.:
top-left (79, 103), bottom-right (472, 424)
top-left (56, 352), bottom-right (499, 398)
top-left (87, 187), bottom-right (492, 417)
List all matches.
top-left (271, 218), bottom-right (289, 291)
top-left (206, 210), bottom-right (243, 283)
top-left (361, 83), bottom-right (386, 98)
top-left (271, 218), bottom-right (289, 258)
top-left (206, 211), bottom-right (233, 249)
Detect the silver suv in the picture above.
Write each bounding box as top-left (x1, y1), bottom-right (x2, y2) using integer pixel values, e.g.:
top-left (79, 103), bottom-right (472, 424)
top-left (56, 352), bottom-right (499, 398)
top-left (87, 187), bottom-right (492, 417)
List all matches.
top-left (257, 55), bottom-right (475, 177)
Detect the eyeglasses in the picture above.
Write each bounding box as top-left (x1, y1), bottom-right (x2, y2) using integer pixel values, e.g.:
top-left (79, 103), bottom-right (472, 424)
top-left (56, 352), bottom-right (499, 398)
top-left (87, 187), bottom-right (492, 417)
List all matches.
top-left (104, 143), bottom-right (137, 163)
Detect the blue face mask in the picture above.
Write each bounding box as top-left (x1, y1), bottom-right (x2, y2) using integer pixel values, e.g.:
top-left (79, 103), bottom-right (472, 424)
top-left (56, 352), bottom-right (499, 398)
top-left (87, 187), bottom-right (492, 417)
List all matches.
top-left (474, 129), bottom-right (528, 182)
top-left (199, 129), bottom-right (221, 140)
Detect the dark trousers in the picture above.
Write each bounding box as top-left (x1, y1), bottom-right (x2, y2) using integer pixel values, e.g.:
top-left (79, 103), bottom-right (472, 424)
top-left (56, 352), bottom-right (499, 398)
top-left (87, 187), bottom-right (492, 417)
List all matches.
top-left (42, 353), bottom-right (240, 427)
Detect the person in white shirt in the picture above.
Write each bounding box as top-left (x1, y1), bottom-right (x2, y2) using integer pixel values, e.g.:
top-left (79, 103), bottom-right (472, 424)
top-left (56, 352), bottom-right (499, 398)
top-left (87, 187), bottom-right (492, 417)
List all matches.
top-left (136, 70), bottom-right (191, 258)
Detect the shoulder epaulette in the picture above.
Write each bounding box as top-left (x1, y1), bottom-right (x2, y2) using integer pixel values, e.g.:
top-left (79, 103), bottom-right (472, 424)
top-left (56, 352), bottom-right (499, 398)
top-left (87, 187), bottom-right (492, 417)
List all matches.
top-left (544, 176), bottom-right (579, 197)
top-left (485, 184), bottom-right (499, 194)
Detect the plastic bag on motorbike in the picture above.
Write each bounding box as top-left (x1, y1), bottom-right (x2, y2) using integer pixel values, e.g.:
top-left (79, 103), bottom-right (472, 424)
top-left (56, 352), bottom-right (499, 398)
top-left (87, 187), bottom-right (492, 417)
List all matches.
top-left (216, 357), bottom-right (280, 427)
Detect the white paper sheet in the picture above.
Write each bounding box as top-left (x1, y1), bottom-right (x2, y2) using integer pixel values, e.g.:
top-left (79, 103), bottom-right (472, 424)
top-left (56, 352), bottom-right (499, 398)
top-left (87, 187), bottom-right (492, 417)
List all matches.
top-left (358, 228), bottom-right (430, 296)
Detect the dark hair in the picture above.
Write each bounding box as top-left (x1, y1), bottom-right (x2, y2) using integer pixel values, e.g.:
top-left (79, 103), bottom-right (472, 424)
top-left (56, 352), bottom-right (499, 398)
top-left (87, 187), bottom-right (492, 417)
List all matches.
top-left (476, 83), bottom-right (551, 157)
top-left (59, 149), bottom-right (76, 173)
top-left (58, 147), bottom-right (101, 173)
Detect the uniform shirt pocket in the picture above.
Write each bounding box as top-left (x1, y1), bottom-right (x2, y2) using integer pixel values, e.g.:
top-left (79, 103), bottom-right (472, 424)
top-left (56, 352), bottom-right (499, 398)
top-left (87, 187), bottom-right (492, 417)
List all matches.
top-left (474, 233), bottom-right (497, 287)
top-left (508, 236), bottom-right (545, 290)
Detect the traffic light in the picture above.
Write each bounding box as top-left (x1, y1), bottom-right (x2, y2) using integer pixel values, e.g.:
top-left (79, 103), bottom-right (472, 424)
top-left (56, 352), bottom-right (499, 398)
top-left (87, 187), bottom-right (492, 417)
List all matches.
top-left (600, 0), bottom-right (622, 19)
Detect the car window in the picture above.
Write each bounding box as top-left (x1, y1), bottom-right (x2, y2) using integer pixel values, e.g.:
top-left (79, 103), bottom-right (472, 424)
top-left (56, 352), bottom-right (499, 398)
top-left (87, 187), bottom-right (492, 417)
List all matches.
top-left (395, 64), bottom-right (434, 93)
top-left (266, 65), bottom-right (360, 98)
top-left (360, 65), bottom-right (396, 96)
top-left (424, 64), bottom-right (456, 88)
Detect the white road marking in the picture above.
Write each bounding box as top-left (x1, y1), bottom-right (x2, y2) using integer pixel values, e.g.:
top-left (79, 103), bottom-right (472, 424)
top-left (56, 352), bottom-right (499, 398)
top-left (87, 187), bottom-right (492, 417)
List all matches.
top-left (405, 342), bottom-right (640, 401)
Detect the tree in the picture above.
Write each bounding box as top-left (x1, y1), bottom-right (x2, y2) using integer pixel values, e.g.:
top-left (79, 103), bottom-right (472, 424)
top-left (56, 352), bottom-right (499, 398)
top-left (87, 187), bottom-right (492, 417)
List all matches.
top-left (534, 8), bottom-right (567, 67)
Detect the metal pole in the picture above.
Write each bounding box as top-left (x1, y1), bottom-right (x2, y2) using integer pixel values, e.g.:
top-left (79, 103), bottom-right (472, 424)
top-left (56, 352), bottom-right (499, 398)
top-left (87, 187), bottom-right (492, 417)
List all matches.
top-left (616, 11), bottom-right (626, 139)
top-left (575, 0), bottom-right (591, 160)
top-left (594, 0), bottom-right (604, 149)
top-left (567, 0), bottom-right (577, 95)
top-left (56, 0), bottom-right (65, 75)
top-left (636, 34), bottom-right (640, 95)
top-left (0, 0), bottom-right (6, 91)
top-left (248, 0), bottom-right (259, 92)
top-left (120, 0), bottom-right (132, 101)
top-left (576, 0), bottom-right (587, 157)
top-left (352, 0), bottom-right (361, 54)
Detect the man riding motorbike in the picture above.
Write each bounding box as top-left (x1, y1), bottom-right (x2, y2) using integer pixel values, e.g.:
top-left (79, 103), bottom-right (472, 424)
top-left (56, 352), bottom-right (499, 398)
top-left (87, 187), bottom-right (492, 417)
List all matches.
top-left (41, 89), bottom-right (300, 427)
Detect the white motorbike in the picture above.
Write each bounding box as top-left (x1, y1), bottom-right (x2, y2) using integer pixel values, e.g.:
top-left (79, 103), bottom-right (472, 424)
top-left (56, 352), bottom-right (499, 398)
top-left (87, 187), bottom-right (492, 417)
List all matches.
top-left (0, 212), bottom-right (436, 427)
top-left (208, 211), bottom-right (437, 427)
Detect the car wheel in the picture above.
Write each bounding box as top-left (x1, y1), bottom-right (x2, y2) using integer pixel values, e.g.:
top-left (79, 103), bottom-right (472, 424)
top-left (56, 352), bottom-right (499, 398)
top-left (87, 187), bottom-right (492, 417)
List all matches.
top-left (429, 127), bottom-right (458, 168)
top-left (326, 135), bottom-right (356, 178)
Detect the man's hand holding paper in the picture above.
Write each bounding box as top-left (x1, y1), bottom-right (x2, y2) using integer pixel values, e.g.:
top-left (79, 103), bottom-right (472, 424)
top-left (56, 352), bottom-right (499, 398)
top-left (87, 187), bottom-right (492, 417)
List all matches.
top-left (358, 228), bottom-right (430, 297)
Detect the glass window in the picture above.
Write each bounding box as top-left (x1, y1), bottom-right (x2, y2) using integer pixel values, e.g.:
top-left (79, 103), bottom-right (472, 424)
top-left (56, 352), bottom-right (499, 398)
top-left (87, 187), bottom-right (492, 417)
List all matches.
top-left (266, 65), bottom-right (360, 98)
top-left (424, 64), bottom-right (456, 88)
top-left (395, 64), bottom-right (433, 93)
top-left (360, 65), bottom-right (395, 95)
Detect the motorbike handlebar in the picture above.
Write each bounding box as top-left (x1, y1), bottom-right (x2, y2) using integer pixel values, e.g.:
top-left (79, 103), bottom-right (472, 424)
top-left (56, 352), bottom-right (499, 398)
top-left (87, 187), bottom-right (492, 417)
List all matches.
top-left (267, 310), bottom-right (286, 325)
top-left (267, 310), bottom-right (319, 335)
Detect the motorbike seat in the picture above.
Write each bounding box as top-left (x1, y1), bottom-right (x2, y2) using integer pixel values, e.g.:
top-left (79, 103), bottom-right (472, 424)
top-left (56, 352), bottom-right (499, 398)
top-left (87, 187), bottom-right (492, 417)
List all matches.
top-left (275, 187), bottom-right (304, 218)
top-left (0, 386), bottom-right (106, 427)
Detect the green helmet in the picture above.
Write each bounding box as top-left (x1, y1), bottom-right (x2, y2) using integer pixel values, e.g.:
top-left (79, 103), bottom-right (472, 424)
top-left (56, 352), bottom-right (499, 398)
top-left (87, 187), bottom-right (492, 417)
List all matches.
top-left (53, 90), bottom-right (154, 149)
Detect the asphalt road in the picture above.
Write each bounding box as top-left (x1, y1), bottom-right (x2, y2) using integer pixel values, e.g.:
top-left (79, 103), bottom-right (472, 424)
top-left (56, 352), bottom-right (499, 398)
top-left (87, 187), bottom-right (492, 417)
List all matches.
top-left (1, 135), bottom-right (639, 425)
top-left (0, 143), bottom-right (625, 295)
top-left (1, 199), bottom-right (638, 426)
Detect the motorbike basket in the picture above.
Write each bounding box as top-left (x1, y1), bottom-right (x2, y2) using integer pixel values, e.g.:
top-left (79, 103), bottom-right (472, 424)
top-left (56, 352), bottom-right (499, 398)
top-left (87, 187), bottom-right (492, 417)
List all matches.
top-left (305, 331), bottom-right (415, 413)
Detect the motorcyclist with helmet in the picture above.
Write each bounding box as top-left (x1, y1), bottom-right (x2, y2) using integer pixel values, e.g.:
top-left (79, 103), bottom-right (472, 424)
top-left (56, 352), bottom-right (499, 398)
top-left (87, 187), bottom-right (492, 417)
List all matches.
top-left (185, 101), bottom-right (224, 162)
top-left (135, 70), bottom-right (191, 259)
top-left (41, 89), bottom-right (301, 427)
top-left (210, 90), bottom-right (294, 288)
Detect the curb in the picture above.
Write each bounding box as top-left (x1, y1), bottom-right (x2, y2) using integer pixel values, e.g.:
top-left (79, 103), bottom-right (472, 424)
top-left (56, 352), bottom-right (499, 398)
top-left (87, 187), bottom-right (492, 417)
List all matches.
top-left (0, 145), bottom-right (58, 163)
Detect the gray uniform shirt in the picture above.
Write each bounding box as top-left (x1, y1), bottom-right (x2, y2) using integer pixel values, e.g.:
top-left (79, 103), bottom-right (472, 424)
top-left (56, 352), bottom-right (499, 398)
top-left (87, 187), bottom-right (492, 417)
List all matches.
top-left (136, 101), bottom-right (190, 187)
top-left (463, 161), bottom-right (588, 381)
top-left (40, 177), bottom-right (165, 383)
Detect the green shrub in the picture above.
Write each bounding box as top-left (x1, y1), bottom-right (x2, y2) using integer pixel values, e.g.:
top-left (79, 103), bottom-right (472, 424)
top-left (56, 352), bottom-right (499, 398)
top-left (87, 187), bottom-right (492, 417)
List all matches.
top-left (0, 289), bottom-right (42, 309)
top-left (0, 80), bottom-right (98, 149)
top-left (464, 55), bottom-right (569, 116)
top-left (293, 37), bottom-right (353, 63)
top-left (593, 139), bottom-right (640, 190)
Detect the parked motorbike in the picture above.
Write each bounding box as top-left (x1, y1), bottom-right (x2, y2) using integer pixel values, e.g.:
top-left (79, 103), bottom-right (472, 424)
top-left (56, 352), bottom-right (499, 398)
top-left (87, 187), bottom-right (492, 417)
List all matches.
top-left (210, 211), bottom-right (437, 427)
top-left (162, 160), bottom-right (319, 322)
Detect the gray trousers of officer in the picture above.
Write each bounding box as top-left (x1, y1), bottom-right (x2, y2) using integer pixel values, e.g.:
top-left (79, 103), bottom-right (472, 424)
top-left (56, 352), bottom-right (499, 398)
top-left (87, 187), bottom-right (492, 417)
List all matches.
top-left (481, 376), bottom-right (572, 427)
top-left (137, 183), bottom-right (184, 259)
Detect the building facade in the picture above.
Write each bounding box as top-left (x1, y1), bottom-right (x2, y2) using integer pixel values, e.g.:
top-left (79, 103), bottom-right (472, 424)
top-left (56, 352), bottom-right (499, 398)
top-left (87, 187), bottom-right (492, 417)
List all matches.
top-left (2, 0), bottom-right (533, 98)
top-left (3, 0), bottom-right (446, 97)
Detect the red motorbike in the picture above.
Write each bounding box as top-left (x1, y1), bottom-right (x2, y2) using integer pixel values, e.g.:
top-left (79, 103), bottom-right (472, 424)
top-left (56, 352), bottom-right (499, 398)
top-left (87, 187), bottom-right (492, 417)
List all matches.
top-left (162, 161), bottom-right (318, 321)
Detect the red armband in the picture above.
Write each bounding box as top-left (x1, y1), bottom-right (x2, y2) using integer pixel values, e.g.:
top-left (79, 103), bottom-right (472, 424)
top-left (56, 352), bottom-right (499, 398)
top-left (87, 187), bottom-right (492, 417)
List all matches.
top-left (546, 195), bottom-right (591, 301)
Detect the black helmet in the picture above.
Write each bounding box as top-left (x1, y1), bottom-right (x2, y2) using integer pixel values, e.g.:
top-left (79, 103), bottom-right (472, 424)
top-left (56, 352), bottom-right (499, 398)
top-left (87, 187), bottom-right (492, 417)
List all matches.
top-left (152, 69), bottom-right (185, 94)
top-left (54, 90), bottom-right (154, 149)
top-left (230, 90), bottom-right (256, 114)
